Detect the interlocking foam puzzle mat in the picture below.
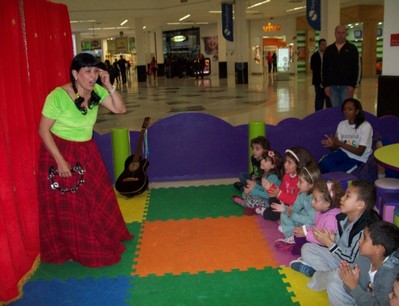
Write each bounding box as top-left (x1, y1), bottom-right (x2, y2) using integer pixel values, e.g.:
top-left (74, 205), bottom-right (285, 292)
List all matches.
top-left (12, 185), bottom-right (328, 305)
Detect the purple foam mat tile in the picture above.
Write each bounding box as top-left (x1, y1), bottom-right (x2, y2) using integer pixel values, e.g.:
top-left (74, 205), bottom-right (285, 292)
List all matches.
top-left (255, 215), bottom-right (297, 267)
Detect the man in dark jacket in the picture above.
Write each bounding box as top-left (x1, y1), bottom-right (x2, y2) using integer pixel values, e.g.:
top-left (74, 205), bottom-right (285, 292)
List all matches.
top-left (322, 25), bottom-right (361, 107)
top-left (311, 38), bottom-right (331, 111)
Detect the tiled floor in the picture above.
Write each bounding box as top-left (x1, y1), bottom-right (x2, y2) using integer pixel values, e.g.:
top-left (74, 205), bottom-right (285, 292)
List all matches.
top-left (94, 72), bottom-right (379, 135)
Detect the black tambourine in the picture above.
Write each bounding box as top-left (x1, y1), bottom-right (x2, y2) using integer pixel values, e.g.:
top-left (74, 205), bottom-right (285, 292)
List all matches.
top-left (48, 162), bottom-right (85, 194)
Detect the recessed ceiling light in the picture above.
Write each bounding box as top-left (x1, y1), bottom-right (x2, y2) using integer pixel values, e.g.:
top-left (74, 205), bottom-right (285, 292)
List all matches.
top-left (120, 19), bottom-right (128, 26)
top-left (247, 0), bottom-right (270, 9)
top-left (179, 14), bottom-right (191, 21)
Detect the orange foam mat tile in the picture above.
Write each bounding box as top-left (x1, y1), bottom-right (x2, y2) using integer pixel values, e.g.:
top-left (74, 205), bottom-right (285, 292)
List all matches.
top-left (115, 189), bottom-right (149, 223)
top-left (279, 266), bottom-right (329, 305)
top-left (132, 215), bottom-right (279, 277)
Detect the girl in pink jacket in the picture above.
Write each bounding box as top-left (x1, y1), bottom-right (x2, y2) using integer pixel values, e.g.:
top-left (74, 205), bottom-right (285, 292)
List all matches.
top-left (291, 180), bottom-right (344, 256)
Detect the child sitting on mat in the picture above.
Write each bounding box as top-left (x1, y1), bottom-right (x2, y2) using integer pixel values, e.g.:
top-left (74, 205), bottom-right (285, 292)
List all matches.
top-left (272, 165), bottom-right (321, 251)
top-left (256, 146), bottom-right (317, 221)
top-left (233, 136), bottom-right (270, 192)
top-left (231, 150), bottom-right (284, 215)
top-left (290, 180), bottom-right (343, 257)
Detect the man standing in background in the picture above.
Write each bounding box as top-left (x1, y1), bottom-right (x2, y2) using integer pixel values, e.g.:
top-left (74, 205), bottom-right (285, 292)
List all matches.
top-left (322, 25), bottom-right (361, 107)
top-left (311, 38), bottom-right (331, 111)
top-left (118, 55), bottom-right (127, 85)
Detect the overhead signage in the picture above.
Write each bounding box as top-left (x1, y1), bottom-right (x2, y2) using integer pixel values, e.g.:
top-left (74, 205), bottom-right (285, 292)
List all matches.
top-left (306, 0), bottom-right (321, 31)
top-left (391, 34), bottom-right (399, 46)
top-left (263, 22), bottom-right (281, 32)
top-left (222, 3), bottom-right (233, 42)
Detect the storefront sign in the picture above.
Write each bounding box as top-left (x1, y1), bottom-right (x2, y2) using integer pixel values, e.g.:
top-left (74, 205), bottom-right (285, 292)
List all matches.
top-left (391, 34), bottom-right (399, 46)
top-left (262, 22), bottom-right (281, 32)
top-left (222, 3), bottom-right (233, 42)
top-left (115, 37), bottom-right (128, 53)
top-left (306, 0), bottom-right (321, 31)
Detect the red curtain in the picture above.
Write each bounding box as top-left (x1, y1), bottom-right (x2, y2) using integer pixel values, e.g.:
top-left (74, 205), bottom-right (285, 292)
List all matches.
top-left (0, 0), bottom-right (72, 303)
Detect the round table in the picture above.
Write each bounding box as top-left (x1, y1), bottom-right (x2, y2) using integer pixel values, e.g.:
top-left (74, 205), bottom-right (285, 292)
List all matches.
top-left (374, 143), bottom-right (399, 172)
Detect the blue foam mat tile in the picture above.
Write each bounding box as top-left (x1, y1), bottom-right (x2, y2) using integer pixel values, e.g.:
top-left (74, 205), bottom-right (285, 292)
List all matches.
top-left (12, 276), bottom-right (132, 306)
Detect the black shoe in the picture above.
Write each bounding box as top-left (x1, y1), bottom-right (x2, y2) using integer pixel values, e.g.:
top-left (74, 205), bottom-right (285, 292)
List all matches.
top-left (233, 182), bottom-right (242, 191)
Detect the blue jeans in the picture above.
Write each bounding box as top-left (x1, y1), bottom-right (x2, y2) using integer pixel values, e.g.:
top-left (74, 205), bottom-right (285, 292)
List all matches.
top-left (329, 85), bottom-right (350, 107)
top-left (318, 149), bottom-right (363, 174)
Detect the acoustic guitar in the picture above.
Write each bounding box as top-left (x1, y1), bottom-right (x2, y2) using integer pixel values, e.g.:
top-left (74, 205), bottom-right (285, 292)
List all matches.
top-left (115, 117), bottom-right (151, 197)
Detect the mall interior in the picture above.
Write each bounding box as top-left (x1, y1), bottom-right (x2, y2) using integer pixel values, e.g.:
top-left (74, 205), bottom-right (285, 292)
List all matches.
top-left (60, 0), bottom-right (398, 132)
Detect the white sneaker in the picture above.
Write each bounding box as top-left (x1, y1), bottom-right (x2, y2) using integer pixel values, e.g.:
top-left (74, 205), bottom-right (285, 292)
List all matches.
top-left (274, 235), bottom-right (295, 244)
top-left (277, 225), bottom-right (283, 233)
top-left (289, 257), bottom-right (306, 266)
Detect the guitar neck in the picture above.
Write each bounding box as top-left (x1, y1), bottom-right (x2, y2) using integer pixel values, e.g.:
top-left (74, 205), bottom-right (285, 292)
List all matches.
top-left (132, 128), bottom-right (146, 162)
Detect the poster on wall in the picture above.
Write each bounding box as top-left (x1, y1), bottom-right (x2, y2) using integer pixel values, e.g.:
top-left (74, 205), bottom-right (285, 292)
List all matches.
top-left (297, 46), bottom-right (306, 61)
top-left (202, 36), bottom-right (218, 61)
top-left (277, 48), bottom-right (290, 72)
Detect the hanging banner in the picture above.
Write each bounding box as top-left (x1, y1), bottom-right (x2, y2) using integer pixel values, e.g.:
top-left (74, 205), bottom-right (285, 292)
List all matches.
top-left (222, 3), bottom-right (233, 42)
top-left (306, 0), bottom-right (321, 31)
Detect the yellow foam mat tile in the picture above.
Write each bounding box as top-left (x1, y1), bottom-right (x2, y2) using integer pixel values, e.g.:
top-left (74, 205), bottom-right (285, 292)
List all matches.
top-left (115, 189), bottom-right (149, 223)
top-left (279, 266), bottom-right (329, 306)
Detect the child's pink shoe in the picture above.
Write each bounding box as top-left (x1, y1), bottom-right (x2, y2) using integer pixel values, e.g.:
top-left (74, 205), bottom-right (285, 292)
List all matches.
top-left (231, 195), bottom-right (244, 206)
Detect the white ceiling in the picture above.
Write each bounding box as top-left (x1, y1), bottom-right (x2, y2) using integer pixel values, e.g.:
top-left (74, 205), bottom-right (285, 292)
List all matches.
top-left (51, 0), bottom-right (384, 40)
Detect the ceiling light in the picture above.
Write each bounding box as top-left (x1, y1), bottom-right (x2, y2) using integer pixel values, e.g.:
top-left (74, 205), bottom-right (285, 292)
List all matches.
top-left (209, 11), bottom-right (221, 13)
top-left (171, 35), bottom-right (187, 42)
top-left (247, 0), bottom-right (270, 9)
top-left (179, 14), bottom-right (191, 21)
top-left (167, 22), bottom-right (181, 25)
top-left (120, 19), bottom-right (128, 26)
top-left (70, 19), bottom-right (96, 23)
top-left (286, 5), bottom-right (306, 12)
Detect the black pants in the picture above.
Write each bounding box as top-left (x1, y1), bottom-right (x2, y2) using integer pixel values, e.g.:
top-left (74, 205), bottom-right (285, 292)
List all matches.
top-left (262, 197), bottom-right (280, 221)
top-left (314, 84), bottom-right (332, 111)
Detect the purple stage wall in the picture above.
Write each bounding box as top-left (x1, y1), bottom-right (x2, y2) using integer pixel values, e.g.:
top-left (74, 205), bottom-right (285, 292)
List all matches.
top-left (94, 108), bottom-right (399, 183)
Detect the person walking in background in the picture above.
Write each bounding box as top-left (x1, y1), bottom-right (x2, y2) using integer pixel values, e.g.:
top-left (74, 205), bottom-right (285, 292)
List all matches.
top-left (322, 25), bottom-right (361, 107)
top-left (113, 58), bottom-right (120, 84)
top-left (311, 39), bottom-right (331, 111)
top-left (266, 51), bottom-right (273, 74)
top-left (149, 57), bottom-right (158, 80)
top-left (117, 55), bottom-right (127, 85)
top-left (272, 52), bottom-right (277, 73)
top-left (198, 53), bottom-right (205, 79)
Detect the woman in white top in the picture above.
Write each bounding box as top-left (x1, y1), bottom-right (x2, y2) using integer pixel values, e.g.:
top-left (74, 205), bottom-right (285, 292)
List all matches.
top-left (319, 98), bottom-right (373, 174)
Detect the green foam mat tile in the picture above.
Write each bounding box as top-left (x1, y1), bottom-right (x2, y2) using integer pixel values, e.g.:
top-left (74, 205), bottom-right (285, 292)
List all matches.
top-left (127, 267), bottom-right (299, 306)
top-left (146, 185), bottom-right (242, 221)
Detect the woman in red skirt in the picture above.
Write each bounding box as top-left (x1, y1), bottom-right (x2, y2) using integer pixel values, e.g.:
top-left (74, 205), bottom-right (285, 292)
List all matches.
top-left (38, 53), bottom-right (133, 267)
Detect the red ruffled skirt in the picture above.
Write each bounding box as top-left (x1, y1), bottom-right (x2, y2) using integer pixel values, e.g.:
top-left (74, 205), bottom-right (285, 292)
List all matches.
top-left (38, 134), bottom-right (133, 267)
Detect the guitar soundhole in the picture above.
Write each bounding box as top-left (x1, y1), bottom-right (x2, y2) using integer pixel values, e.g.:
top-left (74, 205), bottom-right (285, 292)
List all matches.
top-left (128, 161), bottom-right (140, 173)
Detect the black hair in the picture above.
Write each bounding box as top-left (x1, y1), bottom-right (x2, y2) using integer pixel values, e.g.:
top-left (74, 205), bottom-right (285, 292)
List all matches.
top-left (313, 180), bottom-right (344, 209)
top-left (251, 136), bottom-right (271, 151)
top-left (367, 221), bottom-right (399, 257)
top-left (341, 98), bottom-right (365, 129)
top-left (285, 146), bottom-right (317, 173)
top-left (70, 53), bottom-right (101, 115)
top-left (350, 180), bottom-right (376, 211)
top-left (262, 150), bottom-right (284, 180)
top-left (318, 38), bottom-right (326, 45)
